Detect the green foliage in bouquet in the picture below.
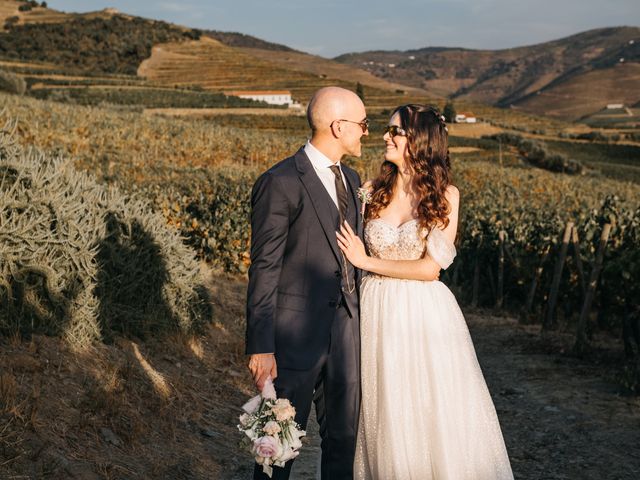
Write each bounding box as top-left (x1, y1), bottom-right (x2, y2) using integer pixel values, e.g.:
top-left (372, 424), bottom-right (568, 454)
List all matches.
top-left (0, 119), bottom-right (210, 347)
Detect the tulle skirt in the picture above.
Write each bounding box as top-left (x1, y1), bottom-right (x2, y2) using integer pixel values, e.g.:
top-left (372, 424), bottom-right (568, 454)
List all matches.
top-left (354, 276), bottom-right (513, 480)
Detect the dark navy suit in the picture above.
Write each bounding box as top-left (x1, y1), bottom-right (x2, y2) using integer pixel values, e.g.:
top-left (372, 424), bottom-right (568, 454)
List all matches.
top-left (246, 147), bottom-right (362, 480)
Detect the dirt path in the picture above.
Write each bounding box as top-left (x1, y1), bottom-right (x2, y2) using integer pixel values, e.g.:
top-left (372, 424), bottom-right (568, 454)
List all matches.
top-left (2, 270), bottom-right (639, 479)
top-left (283, 314), bottom-right (640, 480)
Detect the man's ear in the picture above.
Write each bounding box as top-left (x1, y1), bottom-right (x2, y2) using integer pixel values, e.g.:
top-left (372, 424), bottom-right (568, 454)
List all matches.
top-left (330, 120), bottom-right (341, 138)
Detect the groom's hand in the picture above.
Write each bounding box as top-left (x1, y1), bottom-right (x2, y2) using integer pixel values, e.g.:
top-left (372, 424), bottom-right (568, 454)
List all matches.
top-left (248, 353), bottom-right (278, 391)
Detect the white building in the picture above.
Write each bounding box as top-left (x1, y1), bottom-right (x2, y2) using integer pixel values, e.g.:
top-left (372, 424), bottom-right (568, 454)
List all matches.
top-left (606, 104), bottom-right (624, 109)
top-left (455, 112), bottom-right (477, 123)
top-left (224, 90), bottom-right (293, 106)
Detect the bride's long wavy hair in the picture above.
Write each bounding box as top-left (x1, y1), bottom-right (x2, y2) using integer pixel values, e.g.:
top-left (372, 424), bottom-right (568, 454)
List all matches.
top-left (366, 104), bottom-right (452, 232)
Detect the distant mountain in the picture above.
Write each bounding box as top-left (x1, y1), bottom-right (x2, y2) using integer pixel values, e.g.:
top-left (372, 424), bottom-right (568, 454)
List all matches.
top-left (335, 27), bottom-right (640, 119)
top-left (2, 1), bottom-right (635, 118)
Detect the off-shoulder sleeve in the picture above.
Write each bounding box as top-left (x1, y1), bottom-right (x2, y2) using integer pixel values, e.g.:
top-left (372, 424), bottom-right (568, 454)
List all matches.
top-left (426, 228), bottom-right (457, 270)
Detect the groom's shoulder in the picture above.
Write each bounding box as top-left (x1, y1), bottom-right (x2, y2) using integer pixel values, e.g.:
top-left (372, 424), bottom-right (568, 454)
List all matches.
top-left (257, 149), bottom-right (303, 181)
top-left (252, 150), bottom-right (304, 196)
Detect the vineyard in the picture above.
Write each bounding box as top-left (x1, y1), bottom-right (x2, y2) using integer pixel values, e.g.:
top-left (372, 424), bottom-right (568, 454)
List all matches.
top-left (2, 92), bottom-right (639, 382)
top-left (0, 4), bottom-right (638, 477)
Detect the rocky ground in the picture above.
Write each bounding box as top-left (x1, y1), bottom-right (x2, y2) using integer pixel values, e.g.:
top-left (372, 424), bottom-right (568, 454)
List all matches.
top-left (1, 270), bottom-right (639, 479)
top-left (287, 314), bottom-right (640, 480)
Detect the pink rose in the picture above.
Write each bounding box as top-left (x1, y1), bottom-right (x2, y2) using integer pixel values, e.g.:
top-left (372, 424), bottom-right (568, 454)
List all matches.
top-left (253, 435), bottom-right (282, 460)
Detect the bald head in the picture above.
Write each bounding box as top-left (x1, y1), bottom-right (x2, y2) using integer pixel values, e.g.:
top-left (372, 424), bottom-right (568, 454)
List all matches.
top-left (307, 87), bottom-right (364, 133)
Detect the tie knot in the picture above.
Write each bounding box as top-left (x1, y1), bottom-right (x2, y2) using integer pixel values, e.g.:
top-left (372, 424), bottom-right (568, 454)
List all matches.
top-left (329, 165), bottom-right (342, 179)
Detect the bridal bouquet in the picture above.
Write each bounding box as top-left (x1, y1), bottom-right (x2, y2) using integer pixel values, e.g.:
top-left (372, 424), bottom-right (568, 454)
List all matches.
top-left (237, 377), bottom-right (306, 477)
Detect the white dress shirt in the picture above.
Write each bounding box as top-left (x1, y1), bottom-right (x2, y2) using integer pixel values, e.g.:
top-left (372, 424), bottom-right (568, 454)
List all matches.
top-left (304, 141), bottom-right (347, 209)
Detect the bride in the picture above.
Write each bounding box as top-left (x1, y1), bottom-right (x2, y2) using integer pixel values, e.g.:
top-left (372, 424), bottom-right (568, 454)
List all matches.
top-left (337, 104), bottom-right (513, 479)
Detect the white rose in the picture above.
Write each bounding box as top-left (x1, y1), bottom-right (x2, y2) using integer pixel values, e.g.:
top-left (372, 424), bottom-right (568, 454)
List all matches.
top-left (263, 420), bottom-right (281, 436)
top-left (242, 394), bottom-right (262, 414)
top-left (271, 398), bottom-right (296, 421)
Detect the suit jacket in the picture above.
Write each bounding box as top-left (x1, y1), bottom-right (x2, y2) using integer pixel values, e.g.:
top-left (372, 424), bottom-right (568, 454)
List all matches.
top-left (245, 147), bottom-right (363, 370)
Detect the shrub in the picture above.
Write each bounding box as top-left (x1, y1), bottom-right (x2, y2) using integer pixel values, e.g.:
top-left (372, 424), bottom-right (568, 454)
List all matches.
top-left (0, 16), bottom-right (201, 75)
top-left (4, 16), bottom-right (19, 29)
top-left (483, 133), bottom-right (584, 174)
top-left (0, 70), bottom-right (26, 95)
top-left (0, 119), bottom-right (210, 346)
top-left (139, 168), bottom-right (257, 274)
top-left (443, 101), bottom-right (456, 123)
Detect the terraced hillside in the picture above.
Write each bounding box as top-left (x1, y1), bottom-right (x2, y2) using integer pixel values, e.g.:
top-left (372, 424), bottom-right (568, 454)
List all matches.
top-left (239, 47), bottom-right (428, 105)
top-left (335, 27), bottom-right (640, 120)
top-left (514, 62), bottom-right (640, 119)
top-left (138, 37), bottom-right (429, 105)
top-left (0, 0), bottom-right (102, 28)
top-left (0, 1), bottom-right (431, 107)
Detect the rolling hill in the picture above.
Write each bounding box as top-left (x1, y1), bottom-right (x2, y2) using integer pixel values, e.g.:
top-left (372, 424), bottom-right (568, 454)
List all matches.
top-left (0, 1), bottom-right (637, 119)
top-left (0, 0), bottom-right (430, 107)
top-left (335, 27), bottom-right (640, 120)
top-left (137, 37), bottom-right (425, 106)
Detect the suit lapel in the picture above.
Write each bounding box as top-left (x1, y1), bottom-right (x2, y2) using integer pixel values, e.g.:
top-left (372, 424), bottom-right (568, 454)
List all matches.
top-left (295, 148), bottom-right (342, 265)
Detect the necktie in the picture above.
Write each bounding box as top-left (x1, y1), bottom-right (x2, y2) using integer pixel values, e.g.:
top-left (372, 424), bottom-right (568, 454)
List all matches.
top-left (329, 165), bottom-right (349, 222)
top-left (329, 164), bottom-right (355, 295)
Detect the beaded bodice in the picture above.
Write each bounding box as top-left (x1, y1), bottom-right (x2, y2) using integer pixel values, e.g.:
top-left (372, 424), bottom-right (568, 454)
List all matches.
top-left (364, 218), bottom-right (457, 269)
top-left (364, 218), bottom-right (424, 261)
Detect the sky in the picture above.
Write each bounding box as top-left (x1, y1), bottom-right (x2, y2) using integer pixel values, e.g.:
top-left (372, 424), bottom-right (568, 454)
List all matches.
top-left (46, 1), bottom-right (640, 58)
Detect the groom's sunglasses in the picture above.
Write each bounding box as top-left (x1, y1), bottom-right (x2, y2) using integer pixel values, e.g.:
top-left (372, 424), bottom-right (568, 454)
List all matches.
top-left (335, 118), bottom-right (370, 133)
top-left (384, 125), bottom-right (407, 138)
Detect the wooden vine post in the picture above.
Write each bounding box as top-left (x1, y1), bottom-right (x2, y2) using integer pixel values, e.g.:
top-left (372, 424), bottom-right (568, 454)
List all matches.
top-left (543, 222), bottom-right (573, 331)
top-left (496, 230), bottom-right (506, 309)
top-left (471, 236), bottom-right (482, 308)
top-left (570, 226), bottom-right (587, 296)
top-left (471, 257), bottom-right (480, 308)
top-left (574, 223), bottom-right (612, 355)
top-left (524, 244), bottom-right (551, 316)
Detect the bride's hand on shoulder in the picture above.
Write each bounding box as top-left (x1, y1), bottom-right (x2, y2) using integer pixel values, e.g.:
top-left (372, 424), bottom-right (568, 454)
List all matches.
top-left (337, 221), bottom-right (369, 270)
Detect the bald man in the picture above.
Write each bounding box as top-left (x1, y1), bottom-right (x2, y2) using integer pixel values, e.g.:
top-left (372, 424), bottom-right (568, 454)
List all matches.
top-left (246, 87), bottom-right (368, 479)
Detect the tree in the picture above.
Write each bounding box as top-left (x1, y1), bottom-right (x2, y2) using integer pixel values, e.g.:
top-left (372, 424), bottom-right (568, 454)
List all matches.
top-left (356, 82), bottom-right (365, 102)
top-left (443, 101), bottom-right (456, 123)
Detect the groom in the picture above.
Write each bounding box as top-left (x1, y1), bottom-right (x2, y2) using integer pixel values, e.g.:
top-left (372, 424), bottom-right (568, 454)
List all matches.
top-left (246, 86), bottom-right (367, 479)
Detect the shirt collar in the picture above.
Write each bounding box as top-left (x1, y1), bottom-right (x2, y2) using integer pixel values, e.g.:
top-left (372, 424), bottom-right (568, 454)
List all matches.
top-left (305, 141), bottom-right (340, 170)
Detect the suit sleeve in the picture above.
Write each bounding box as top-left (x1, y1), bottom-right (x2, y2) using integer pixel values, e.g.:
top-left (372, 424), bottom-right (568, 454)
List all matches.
top-left (245, 172), bottom-right (290, 355)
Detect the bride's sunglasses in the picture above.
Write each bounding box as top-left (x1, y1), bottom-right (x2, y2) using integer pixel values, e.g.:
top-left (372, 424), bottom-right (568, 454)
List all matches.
top-left (384, 125), bottom-right (407, 138)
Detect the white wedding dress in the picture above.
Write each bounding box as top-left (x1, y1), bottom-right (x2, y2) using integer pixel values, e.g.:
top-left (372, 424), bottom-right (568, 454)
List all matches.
top-left (354, 219), bottom-right (513, 480)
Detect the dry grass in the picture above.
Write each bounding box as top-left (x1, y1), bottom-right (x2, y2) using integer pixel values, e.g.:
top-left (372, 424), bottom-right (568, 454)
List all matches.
top-left (143, 107), bottom-right (305, 117)
top-left (448, 122), bottom-right (502, 138)
top-left (0, 0), bottom-right (126, 28)
top-left (0, 0), bottom-right (69, 27)
top-left (138, 37), bottom-right (432, 106)
top-left (515, 63), bottom-right (640, 120)
top-left (240, 47), bottom-right (431, 103)
top-left (0, 264), bottom-right (256, 479)
top-left (0, 0), bottom-right (17, 27)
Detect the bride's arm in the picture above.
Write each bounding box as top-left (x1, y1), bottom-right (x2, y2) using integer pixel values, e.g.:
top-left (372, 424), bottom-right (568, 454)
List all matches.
top-left (338, 186), bottom-right (459, 281)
